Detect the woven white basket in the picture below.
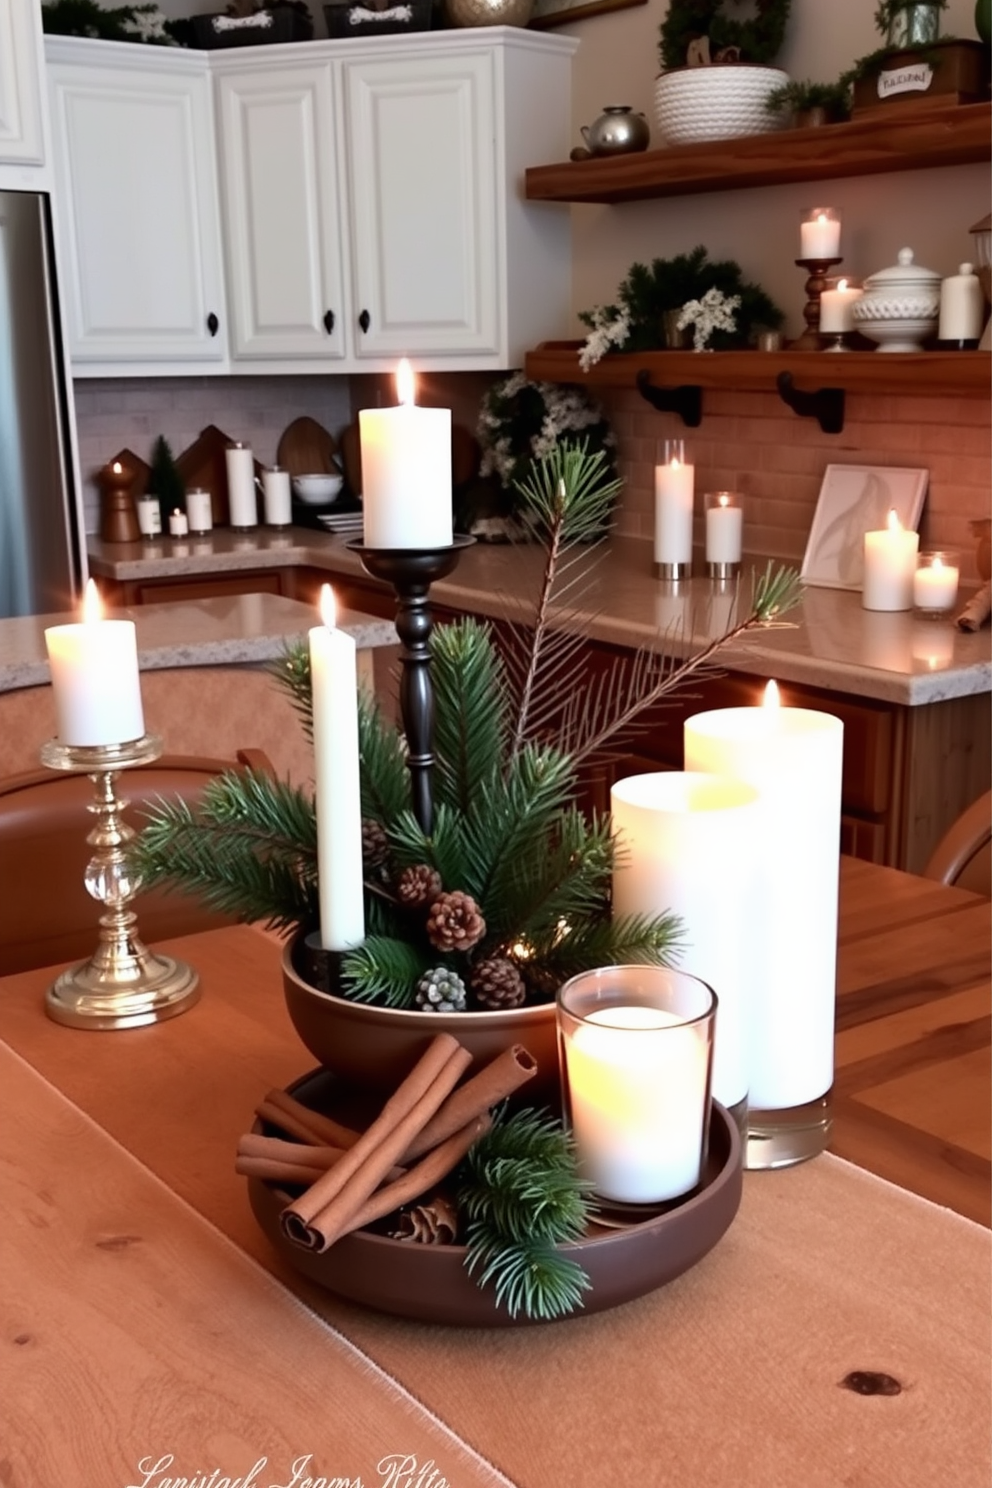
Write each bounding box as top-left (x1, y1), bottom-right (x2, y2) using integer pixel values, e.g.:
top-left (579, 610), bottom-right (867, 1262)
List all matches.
top-left (653, 66), bottom-right (789, 146)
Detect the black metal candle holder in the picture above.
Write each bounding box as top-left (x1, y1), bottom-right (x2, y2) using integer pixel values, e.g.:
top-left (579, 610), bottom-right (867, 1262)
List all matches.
top-left (347, 534), bottom-right (474, 836)
top-left (793, 257), bottom-right (843, 350)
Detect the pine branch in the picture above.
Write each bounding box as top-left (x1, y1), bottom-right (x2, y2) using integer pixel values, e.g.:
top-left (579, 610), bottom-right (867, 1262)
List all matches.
top-left (483, 807), bottom-right (614, 945)
top-left (358, 690), bottom-right (410, 829)
top-left (528, 911), bottom-right (685, 987)
top-left (340, 936), bottom-right (430, 1007)
top-left (466, 745), bottom-right (579, 912)
top-left (268, 640), bottom-right (313, 743)
top-left (431, 619), bottom-right (508, 816)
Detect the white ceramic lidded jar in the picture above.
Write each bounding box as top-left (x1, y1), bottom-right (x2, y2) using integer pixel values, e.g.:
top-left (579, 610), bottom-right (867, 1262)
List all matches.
top-left (851, 247), bottom-right (941, 352)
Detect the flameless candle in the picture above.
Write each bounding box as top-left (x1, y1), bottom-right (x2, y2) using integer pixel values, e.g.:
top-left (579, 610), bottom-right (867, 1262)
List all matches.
top-left (819, 279), bottom-right (863, 333)
top-left (611, 771), bottom-right (761, 1115)
top-left (310, 585), bottom-right (365, 952)
top-left (684, 684), bottom-right (843, 1125)
top-left (704, 491), bottom-right (743, 566)
top-left (800, 208), bottom-right (841, 260)
top-left (913, 551), bottom-right (960, 614)
top-left (44, 579), bottom-right (145, 747)
top-left (359, 360), bottom-right (452, 549)
top-left (558, 968), bottom-right (715, 1204)
top-left (653, 438), bottom-right (694, 573)
top-left (863, 509), bottom-right (919, 612)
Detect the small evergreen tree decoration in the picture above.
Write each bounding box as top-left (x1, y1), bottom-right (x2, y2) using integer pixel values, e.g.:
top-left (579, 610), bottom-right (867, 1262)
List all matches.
top-left (148, 435), bottom-right (186, 528)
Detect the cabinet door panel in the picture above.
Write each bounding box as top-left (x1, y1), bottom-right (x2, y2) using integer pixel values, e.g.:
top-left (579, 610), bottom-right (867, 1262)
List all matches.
top-left (216, 64), bottom-right (346, 360)
top-left (0, 0), bottom-right (44, 165)
top-left (345, 52), bottom-right (498, 358)
top-left (48, 55), bottom-right (225, 363)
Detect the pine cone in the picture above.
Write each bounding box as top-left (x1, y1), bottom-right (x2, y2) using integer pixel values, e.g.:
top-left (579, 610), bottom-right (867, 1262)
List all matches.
top-left (361, 818), bottom-right (390, 871)
top-left (426, 890), bottom-right (486, 953)
top-left (415, 966), bottom-right (468, 1013)
top-left (396, 863), bottom-right (443, 909)
top-left (471, 956), bottom-right (526, 1011)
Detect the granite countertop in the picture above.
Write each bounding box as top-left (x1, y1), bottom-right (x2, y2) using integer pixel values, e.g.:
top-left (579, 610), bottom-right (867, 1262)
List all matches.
top-left (0, 593), bottom-right (397, 695)
top-left (85, 530), bottom-right (992, 707)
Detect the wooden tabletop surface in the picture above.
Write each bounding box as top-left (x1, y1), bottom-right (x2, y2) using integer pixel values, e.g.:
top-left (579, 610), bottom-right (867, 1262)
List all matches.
top-left (0, 855), bottom-right (988, 1487)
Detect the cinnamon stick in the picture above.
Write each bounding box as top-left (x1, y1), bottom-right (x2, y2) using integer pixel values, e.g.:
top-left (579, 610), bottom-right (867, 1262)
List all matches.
top-left (256, 1089), bottom-right (361, 1150)
top-left (956, 581), bottom-right (991, 632)
top-left (238, 1133), bottom-right (343, 1170)
top-left (339, 1115), bottom-right (490, 1246)
top-left (236, 1155), bottom-right (339, 1185)
top-left (281, 1034), bottom-right (471, 1249)
top-left (403, 1043), bottom-right (538, 1161)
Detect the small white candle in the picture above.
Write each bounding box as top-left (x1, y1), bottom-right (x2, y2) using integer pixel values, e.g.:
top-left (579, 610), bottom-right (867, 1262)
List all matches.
top-left (800, 209), bottom-right (841, 260)
top-left (186, 488), bottom-right (213, 534)
top-left (136, 496), bottom-right (161, 538)
top-left (913, 553), bottom-right (959, 613)
top-left (226, 444), bottom-right (258, 530)
top-left (704, 492), bottom-right (743, 564)
top-left (819, 279), bottom-right (863, 333)
top-left (563, 1004), bottom-right (711, 1203)
top-left (262, 467), bottom-right (293, 528)
top-left (654, 439), bottom-right (694, 568)
top-left (359, 360), bottom-right (452, 549)
top-left (310, 585), bottom-right (365, 952)
top-left (44, 579), bottom-right (145, 747)
top-left (168, 509), bottom-right (188, 537)
top-left (863, 509), bottom-right (920, 612)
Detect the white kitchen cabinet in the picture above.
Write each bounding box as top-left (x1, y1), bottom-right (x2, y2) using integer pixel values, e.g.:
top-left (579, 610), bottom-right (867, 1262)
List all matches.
top-left (46, 37), bottom-right (228, 373)
top-left (0, 0), bottom-right (45, 167)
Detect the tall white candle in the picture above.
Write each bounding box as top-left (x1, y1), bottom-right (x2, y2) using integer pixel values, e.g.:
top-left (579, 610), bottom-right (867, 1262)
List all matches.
top-left (654, 439), bottom-right (694, 568)
top-left (44, 579), bottom-right (145, 747)
top-left (226, 444), bottom-right (258, 530)
top-left (611, 772), bottom-right (761, 1113)
top-left (359, 360), bottom-right (452, 549)
top-left (310, 585), bottom-right (365, 952)
top-left (704, 492), bottom-right (743, 564)
top-left (863, 509), bottom-right (919, 612)
top-left (819, 279), bottom-right (863, 333)
top-left (800, 209), bottom-right (841, 259)
top-left (684, 683), bottom-right (844, 1111)
top-left (563, 1004), bottom-right (711, 1203)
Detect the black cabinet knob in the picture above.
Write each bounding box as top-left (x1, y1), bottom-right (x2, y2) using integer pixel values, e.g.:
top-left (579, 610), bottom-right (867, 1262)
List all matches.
top-left (323, 310), bottom-right (335, 334)
top-left (358, 310), bottom-right (371, 334)
top-left (207, 312), bottom-right (219, 337)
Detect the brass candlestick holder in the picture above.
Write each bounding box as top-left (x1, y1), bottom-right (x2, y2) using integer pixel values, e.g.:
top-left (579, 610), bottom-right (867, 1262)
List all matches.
top-left (39, 732), bottom-right (199, 1030)
top-left (793, 257), bottom-right (843, 350)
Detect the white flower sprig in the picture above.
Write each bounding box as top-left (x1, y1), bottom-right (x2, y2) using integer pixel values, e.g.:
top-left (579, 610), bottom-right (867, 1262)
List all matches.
top-left (577, 305), bottom-right (632, 371)
top-left (676, 286), bottom-right (741, 352)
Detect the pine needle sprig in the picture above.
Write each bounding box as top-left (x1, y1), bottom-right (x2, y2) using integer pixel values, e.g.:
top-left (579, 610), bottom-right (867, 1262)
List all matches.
top-left (525, 910), bottom-right (685, 985)
top-left (269, 641), bottom-right (314, 742)
top-left (340, 936), bottom-right (430, 1007)
top-left (457, 1108), bottom-right (594, 1321)
top-left (386, 802), bottom-right (486, 901)
top-left (357, 689), bottom-right (411, 830)
top-left (466, 743), bottom-right (579, 913)
top-left (484, 807), bottom-right (614, 945)
top-left (431, 618), bottom-right (508, 816)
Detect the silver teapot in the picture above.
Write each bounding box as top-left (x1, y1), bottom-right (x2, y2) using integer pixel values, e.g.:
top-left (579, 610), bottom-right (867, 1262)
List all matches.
top-left (580, 105), bottom-right (650, 156)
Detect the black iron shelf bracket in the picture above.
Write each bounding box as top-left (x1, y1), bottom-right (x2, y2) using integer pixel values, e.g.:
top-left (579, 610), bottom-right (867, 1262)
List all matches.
top-left (635, 370), bottom-right (703, 427)
top-left (776, 371), bottom-right (846, 435)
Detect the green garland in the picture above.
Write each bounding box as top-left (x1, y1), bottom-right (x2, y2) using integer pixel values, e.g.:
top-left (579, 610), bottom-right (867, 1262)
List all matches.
top-left (659, 0), bottom-right (791, 70)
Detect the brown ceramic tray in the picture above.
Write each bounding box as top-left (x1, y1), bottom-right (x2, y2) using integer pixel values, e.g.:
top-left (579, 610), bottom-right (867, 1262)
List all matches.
top-left (247, 1069), bottom-right (742, 1327)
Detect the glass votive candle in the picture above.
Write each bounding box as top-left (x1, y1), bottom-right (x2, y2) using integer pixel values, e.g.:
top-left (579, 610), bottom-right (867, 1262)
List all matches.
top-left (557, 965), bottom-right (716, 1209)
top-left (799, 206), bottom-right (841, 261)
top-left (913, 551), bottom-right (960, 616)
top-left (704, 491), bottom-right (743, 578)
top-left (653, 438), bottom-right (694, 580)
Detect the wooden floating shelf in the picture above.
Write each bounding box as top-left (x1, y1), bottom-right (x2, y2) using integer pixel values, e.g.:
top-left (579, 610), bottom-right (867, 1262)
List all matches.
top-left (524, 101), bottom-right (991, 204)
top-left (522, 344), bottom-right (992, 398)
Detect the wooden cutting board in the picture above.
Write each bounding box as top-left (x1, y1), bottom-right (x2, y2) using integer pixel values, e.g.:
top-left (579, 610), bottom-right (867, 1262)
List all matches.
top-left (276, 417), bottom-right (339, 477)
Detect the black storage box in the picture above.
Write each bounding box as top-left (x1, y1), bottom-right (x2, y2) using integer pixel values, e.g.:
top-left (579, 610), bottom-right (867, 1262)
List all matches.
top-left (323, 0), bottom-right (432, 38)
top-left (191, 6), bottom-right (314, 47)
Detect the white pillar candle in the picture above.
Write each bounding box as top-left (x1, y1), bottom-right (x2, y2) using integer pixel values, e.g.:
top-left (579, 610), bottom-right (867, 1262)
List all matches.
top-left (226, 444), bottom-right (258, 530)
top-left (863, 509), bottom-right (919, 612)
top-left (938, 264), bottom-right (984, 343)
top-left (262, 467), bottom-right (293, 528)
top-left (359, 360), bottom-right (452, 550)
top-left (136, 496), bottom-right (161, 538)
top-left (913, 553), bottom-right (959, 613)
top-left (560, 996), bottom-right (713, 1203)
top-left (704, 492), bottom-right (743, 564)
top-left (44, 579), bottom-right (145, 747)
top-left (611, 772), bottom-right (761, 1112)
top-left (168, 509), bottom-right (188, 537)
top-left (653, 439), bottom-right (694, 568)
top-left (684, 683), bottom-right (844, 1111)
top-left (819, 279), bottom-right (863, 333)
top-left (800, 209), bottom-right (840, 259)
top-left (186, 488), bottom-right (213, 534)
top-left (310, 585), bottom-right (365, 952)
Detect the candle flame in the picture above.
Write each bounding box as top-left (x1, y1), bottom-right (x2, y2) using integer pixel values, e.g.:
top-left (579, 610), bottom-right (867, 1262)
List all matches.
top-left (670, 457), bottom-right (681, 470)
top-left (112, 460), bottom-right (123, 475)
top-left (718, 493), bottom-right (729, 508)
top-left (320, 583), bottom-right (337, 630)
top-left (837, 278), bottom-right (848, 292)
top-left (82, 578), bottom-right (103, 623)
top-left (396, 358), bottom-right (415, 407)
top-left (886, 508), bottom-right (903, 533)
top-left (931, 555), bottom-right (944, 572)
top-left (816, 211), bottom-right (828, 226)
top-left (763, 679), bottom-right (781, 709)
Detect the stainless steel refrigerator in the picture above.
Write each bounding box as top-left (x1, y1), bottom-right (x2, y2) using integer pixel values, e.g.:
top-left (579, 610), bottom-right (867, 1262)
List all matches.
top-left (0, 189), bottom-right (82, 618)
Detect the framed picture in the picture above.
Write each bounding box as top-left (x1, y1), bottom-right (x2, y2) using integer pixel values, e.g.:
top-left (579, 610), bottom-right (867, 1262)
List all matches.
top-left (801, 464), bottom-right (929, 590)
top-left (530, 0), bottom-right (646, 30)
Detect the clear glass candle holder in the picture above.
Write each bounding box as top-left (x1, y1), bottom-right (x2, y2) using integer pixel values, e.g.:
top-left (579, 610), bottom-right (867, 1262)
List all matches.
top-left (799, 206), bottom-right (841, 262)
top-left (913, 550), bottom-right (960, 617)
top-left (703, 491), bottom-right (743, 577)
top-left (557, 965), bottom-right (716, 1213)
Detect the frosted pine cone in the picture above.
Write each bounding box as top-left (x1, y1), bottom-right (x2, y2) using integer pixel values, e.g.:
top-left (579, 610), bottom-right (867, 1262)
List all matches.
top-left (471, 956), bottom-right (526, 1011)
top-left (361, 818), bottom-right (390, 872)
top-left (426, 890), bottom-right (486, 953)
top-left (415, 966), bottom-right (468, 1013)
top-left (397, 863), bottom-right (443, 909)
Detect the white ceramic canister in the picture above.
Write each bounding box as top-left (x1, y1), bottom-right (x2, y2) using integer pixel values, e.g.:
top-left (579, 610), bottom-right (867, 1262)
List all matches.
top-left (851, 247), bottom-right (941, 352)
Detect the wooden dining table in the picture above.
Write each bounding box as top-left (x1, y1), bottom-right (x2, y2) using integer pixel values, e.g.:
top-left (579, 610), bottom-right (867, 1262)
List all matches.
top-left (0, 856), bottom-right (988, 1488)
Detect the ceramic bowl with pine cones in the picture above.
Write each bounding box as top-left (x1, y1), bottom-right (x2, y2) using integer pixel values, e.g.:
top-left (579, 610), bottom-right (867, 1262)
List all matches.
top-left (281, 934), bottom-right (559, 1099)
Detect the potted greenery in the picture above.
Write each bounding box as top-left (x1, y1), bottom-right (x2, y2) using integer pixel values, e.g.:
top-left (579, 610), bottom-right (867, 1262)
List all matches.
top-left (841, 0), bottom-right (986, 111)
top-left (765, 78), bottom-right (852, 127)
top-left (654, 0), bottom-right (793, 146)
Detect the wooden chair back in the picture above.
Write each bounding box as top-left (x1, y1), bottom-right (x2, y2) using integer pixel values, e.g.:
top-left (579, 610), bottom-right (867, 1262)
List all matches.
top-left (922, 790), bottom-right (992, 897)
